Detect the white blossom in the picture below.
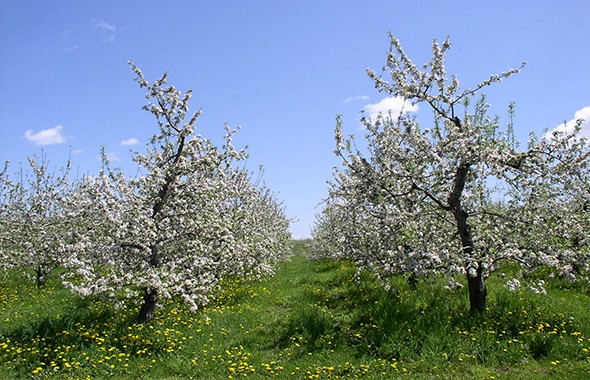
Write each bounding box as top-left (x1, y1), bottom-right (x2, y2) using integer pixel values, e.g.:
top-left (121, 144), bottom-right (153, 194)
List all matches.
top-left (504, 279), bottom-right (521, 293)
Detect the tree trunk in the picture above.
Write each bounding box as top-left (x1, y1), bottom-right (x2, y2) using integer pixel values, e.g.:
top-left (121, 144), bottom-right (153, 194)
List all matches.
top-left (466, 265), bottom-right (487, 313)
top-left (36, 265), bottom-right (47, 288)
top-left (448, 161), bottom-right (488, 313)
top-left (138, 244), bottom-right (160, 323)
top-left (407, 272), bottom-right (419, 289)
top-left (455, 211), bottom-right (488, 313)
top-left (138, 288), bottom-right (157, 323)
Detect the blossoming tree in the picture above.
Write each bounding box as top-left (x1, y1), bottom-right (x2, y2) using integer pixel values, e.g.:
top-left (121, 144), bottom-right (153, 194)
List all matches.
top-left (312, 34), bottom-right (590, 313)
top-left (64, 63), bottom-right (290, 322)
top-left (0, 157), bottom-right (73, 287)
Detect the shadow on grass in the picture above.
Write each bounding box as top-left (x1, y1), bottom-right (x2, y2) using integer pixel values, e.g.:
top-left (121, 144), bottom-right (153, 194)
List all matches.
top-left (3, 296), bottom-right (116, 348)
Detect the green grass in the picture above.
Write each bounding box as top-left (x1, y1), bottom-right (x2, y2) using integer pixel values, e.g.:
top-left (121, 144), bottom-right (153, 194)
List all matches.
top-left (1, 241), bottom-right (589, 379)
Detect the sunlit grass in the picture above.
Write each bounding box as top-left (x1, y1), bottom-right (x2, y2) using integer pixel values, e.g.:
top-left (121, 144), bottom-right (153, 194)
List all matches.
top-left (1, 241), bottom-right (589, 379)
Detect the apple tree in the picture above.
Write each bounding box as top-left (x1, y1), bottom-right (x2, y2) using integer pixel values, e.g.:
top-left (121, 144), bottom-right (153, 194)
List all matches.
top-left (63, 64), bottom-right (291, 322)
top-left (312, 34), bottom-right (590, 313)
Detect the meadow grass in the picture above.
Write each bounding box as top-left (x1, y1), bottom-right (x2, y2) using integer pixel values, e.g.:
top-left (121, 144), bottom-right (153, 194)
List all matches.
top-left (1, 240), bottom-right (589, 379)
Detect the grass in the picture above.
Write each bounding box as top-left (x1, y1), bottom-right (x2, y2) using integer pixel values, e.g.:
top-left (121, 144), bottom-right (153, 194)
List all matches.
top-left (1, 240), bottom-right (589, 379)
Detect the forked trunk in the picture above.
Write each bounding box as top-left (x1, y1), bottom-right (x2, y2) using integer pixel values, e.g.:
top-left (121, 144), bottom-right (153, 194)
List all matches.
top-left (138, 288), bottom-right (157, 323)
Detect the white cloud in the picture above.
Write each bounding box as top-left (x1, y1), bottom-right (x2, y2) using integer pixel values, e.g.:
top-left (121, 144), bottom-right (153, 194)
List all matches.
top-left (345, 95), bottom-right (370, 104)
top-left (547, 106), bottom-right (590, 140)
top-left (23, 125), bottom-right (67, 146)
top-left (121, 138), bottom-right (140, 146)
top-left (363, 96), bottom-right (418, 120)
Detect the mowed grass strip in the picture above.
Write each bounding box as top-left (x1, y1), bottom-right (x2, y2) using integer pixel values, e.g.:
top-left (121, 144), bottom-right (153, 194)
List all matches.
top-left (1, 240), bottom-right (589, 379)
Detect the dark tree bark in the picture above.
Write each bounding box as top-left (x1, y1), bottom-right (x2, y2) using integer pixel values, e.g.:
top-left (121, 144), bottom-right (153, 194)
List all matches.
top-left (448, 160), bottom-right (487, 313)
top-left (138, 287), bottom-right (157, 323)
top-left (467, 264), bottom-right (487, 313)
top-left (453, 209), bottom-right (487, 313)
top-left (36, 265), bottom-right (47, 288)
top-left (138, 244), bottom-right (160, 323)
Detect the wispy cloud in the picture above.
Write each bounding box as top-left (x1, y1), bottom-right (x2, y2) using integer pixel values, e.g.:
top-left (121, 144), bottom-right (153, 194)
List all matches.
top-left (23, 125), bottom-right (67, 146)
top-left (363, 96), bottom-right (418, 120)
top-left (64, 45), bottom-right (80, 53)
top-left (121, 137), bottom-right (140, 146)
top-left (60, 29), bottom-right (81, 53)
top-left (92, 19), bottom-right (118, 42)
top-left (345, 95), bottom-right (370, 104)
top-left (546, 106), bottom-right (590, 140)
top-left (93, 19), bottom-right (117, 33)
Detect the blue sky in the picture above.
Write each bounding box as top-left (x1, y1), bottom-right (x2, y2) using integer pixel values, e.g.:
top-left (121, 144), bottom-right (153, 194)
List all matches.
top-left (1, 1), bottom-right (589, 238)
